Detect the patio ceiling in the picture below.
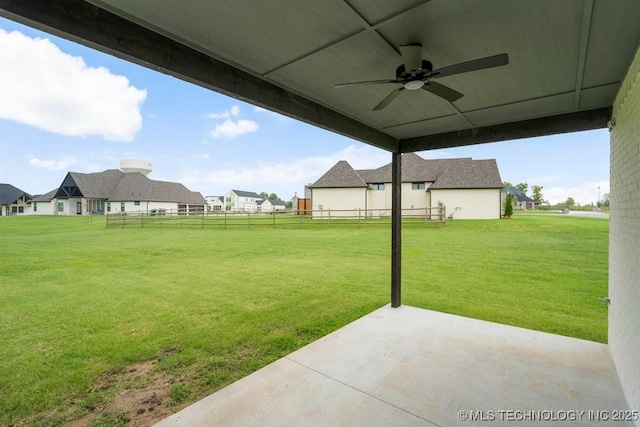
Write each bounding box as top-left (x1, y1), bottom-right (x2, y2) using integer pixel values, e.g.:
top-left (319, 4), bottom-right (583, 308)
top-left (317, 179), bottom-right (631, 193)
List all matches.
top-left (2, 1), bottom-right (640, 153)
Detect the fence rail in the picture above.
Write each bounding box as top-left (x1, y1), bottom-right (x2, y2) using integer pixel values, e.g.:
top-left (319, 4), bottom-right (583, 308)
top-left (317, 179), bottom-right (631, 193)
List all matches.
top-left (105, 207), bottom-right (446, 229)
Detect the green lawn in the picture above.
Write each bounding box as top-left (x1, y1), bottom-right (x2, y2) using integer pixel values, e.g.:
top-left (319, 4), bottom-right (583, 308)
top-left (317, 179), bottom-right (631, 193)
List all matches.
top-left (0, 214), bottom-right (608, 425)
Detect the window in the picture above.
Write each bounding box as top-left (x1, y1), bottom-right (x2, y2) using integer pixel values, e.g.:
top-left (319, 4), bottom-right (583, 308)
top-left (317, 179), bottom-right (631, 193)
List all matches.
top-left (412, 182), bottom-right (426, 190)
top-left (18, 206), bottom-right (24, 213)
top-left (371, 183), bottom-right (385, 190)
top-left (33, 202), bottom-right (37, 212)
top-left (107, 202), bottom-right (111, 212)
top-left (134, 201), bottom-right (140, 206)
top-left (58, 202), bottom-right (64, 212)
top-left (213, 205), bottom-right (221, 211)
top-left (226, 197), bottom-right (231, 203)
top-left (120, 202), bottom-right (125, 212)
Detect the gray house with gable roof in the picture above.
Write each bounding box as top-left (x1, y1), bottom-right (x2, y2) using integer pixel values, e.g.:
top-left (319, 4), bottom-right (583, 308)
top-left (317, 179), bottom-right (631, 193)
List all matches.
top-left (32, 169), bottom-right (205, 215)
top-left (0, 184), bottom-right (33, 216)
top-left (309, 153), bottom-right (503, 219)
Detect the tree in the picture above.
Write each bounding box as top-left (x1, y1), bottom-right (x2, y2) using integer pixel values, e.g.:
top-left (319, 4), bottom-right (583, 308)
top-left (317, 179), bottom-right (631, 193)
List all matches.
top-left (602, 193), bottom-right (610, 208)
top-left (259, 192), bottom-right (269, 200)
top-left (532, 185), bottom-right (545, 207)
top-left (268, 193), bottom-right (278, 200)
top-left (565, 197), bottom-right (576, 209)
top-left (515, 182), bottom-right (528, 195)
top-left (504, 193), bottom-right (514, 217)
top-left (502, 181), bottom-right (513, 188)
top-left (285, 201), bottom-right (293, 209)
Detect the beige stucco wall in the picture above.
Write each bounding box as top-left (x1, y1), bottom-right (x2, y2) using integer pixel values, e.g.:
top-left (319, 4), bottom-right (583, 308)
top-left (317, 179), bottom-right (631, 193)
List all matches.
top-left (610, 43), bottom-right (640, 419)
top-left (31, 201), bottom-right (55, 215)
top-left (311, 187), bottom-right (367, 219)
top-left (366, 182), bottom-right (431, 216)
top-left (402, 183), bottom-right (430, 213)
top-left (430, 189), bottom-right (501, 219)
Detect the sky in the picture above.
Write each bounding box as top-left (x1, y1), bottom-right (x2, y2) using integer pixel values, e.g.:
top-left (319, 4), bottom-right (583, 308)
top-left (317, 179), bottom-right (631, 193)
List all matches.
top-left (0, 17), bottom-right (610, 205)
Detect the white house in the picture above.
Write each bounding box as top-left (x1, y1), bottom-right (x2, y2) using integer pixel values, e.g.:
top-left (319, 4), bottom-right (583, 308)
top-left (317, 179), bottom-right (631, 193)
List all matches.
top-left (259, 198), bottom-right (286, 213)
top-left (0, 184), bottom-right (32, 216)
top-left (225, 190), bottom-right (261, 212)
top-left (309, 153), bottom-right (503, 220)
top-left (31, 169), bottom-right (205, 215)
top-left (205, 196), bottom-right (225, 212)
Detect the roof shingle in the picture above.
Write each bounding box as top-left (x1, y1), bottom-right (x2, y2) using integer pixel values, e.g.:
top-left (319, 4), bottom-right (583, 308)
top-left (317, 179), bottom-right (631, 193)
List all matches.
top-left (311, 154), bottom-right (502, 190)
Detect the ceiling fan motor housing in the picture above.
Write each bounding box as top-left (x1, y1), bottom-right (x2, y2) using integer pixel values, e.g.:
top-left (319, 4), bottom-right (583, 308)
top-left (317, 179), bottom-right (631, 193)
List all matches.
top-left (396, 60), bottom-right (433, 79)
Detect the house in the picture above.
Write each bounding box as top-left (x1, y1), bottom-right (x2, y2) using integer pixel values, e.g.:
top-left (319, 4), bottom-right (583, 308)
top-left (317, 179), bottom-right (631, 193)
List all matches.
top-left (259, 198), bottom-right (286, 213)
top-left (0, 184), bottom-right (32, 216)
top-left (205, 196), bottom-right (225, 212)
top-left (225, 190), bottom-right (261, 212)
top-left (30, 189), bottom-right (58, 215)
top-left (309, 153), bottom-right (503, 220)
top-left (33, 169), bottom-right (205, 215)
top-left (502, 187), bottom-right (535, 210)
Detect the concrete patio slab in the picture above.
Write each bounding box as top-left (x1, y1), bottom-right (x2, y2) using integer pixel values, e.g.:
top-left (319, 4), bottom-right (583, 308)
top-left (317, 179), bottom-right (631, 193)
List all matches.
top-left (156, 305), bottom-right (632, 426)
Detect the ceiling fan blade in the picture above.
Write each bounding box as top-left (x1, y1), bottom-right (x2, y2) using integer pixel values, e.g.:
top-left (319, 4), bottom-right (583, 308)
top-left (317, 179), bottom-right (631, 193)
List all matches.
top-left (335, 79), bottom-right (400, 88)
top-left (431, 53), bottom-right (509, 78)
top-left (373, 87), bottom-right (405, 111)
top-left (399, 43), bottom-right (422, 72)
top-left (422, 81), bottom-right (464, 103)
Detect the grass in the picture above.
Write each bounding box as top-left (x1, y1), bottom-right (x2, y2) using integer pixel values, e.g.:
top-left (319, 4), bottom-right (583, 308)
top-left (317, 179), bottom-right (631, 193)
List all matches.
top-left (0, 213), bottom-right (608, 425)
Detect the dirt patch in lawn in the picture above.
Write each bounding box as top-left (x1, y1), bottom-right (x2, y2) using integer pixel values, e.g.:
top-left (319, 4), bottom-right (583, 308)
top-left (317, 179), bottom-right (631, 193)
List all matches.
top-left (67, 358), bottom-right (187, 427)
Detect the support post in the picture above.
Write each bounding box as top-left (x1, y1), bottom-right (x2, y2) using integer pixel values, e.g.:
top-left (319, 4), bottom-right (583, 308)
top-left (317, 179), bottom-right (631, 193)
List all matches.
top-left (391, 152), bottom-right (402, 307)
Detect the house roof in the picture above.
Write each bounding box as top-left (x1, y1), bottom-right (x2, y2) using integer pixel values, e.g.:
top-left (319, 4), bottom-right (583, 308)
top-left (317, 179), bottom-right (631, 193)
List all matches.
top-left (0, 183), bottom-right (32, 205)
top-left (357, 153), bottom-right (473, 183)
top-left (67, 169), bottom-right (123, 199)
top-left (55, 170), bottom-right (205, 204)
top-left (429, 159), bottom-right (502, 189)
top-left (311, 154), bottom-right (502, 190)
top-left (32, 188), bottom-right (58, 202)
top-left (503, 187), bottom-right (535, 203)
top-left (205, 196), bottom-right (224, 203)
top-left (309, 160), bottom-right (368, 188)
top-left (231, 190), bottom-right (261, 198)
top-left (265, 198), bottom-right (285, 206)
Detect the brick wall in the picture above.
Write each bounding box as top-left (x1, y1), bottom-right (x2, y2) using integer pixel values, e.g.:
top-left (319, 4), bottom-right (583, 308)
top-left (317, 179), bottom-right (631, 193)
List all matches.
top-left (610, 43), bottom-right (640, 419)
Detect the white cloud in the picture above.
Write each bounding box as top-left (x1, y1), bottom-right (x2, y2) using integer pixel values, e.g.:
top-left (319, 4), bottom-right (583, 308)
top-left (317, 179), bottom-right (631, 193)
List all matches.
top-left (0, 29), bottom-right (147, 141)
top-left (210, 118), bottom-right (259, 138)
top-left (28, 156), bottom-right (76, 171)
top-left (208, 105), bottom-right (259, 138)
top-left (208, 105), bottom-right (241, 119)
top-left (180, 144), bottom-right (389, 196)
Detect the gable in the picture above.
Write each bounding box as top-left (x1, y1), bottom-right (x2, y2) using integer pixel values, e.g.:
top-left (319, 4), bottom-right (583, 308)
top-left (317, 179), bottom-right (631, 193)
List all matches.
top-left (0, 184), bottom-right (32, 205)
top-left (310, 160), bottom-right (368, 188)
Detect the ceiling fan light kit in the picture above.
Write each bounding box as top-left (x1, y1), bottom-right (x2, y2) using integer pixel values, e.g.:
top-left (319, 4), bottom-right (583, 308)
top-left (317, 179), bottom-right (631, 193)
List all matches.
top-left (335, 43), bottom-right (509, 111)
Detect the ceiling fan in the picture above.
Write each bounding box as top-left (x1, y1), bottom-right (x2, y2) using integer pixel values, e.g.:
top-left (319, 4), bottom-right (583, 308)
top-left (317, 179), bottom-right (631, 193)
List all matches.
top-left (334, 44), bottom-right (509, 111)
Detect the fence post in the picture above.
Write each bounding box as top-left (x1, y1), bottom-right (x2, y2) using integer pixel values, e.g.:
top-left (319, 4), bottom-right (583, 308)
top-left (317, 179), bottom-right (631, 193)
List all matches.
top-left (358, 208), bottom-right (361, 228)
top-left (224, 210), bottom-right (227, 230)
top-left (202, 212), bottom-right (204, 229)
top-left (443, 206), bottom-right (447, 227)
top-left (328, 208), bottom-right (331, 225)
top-left (248, 211), bottom-right (251, 228)
top-left (273, 211), bottom-right (276, 229)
